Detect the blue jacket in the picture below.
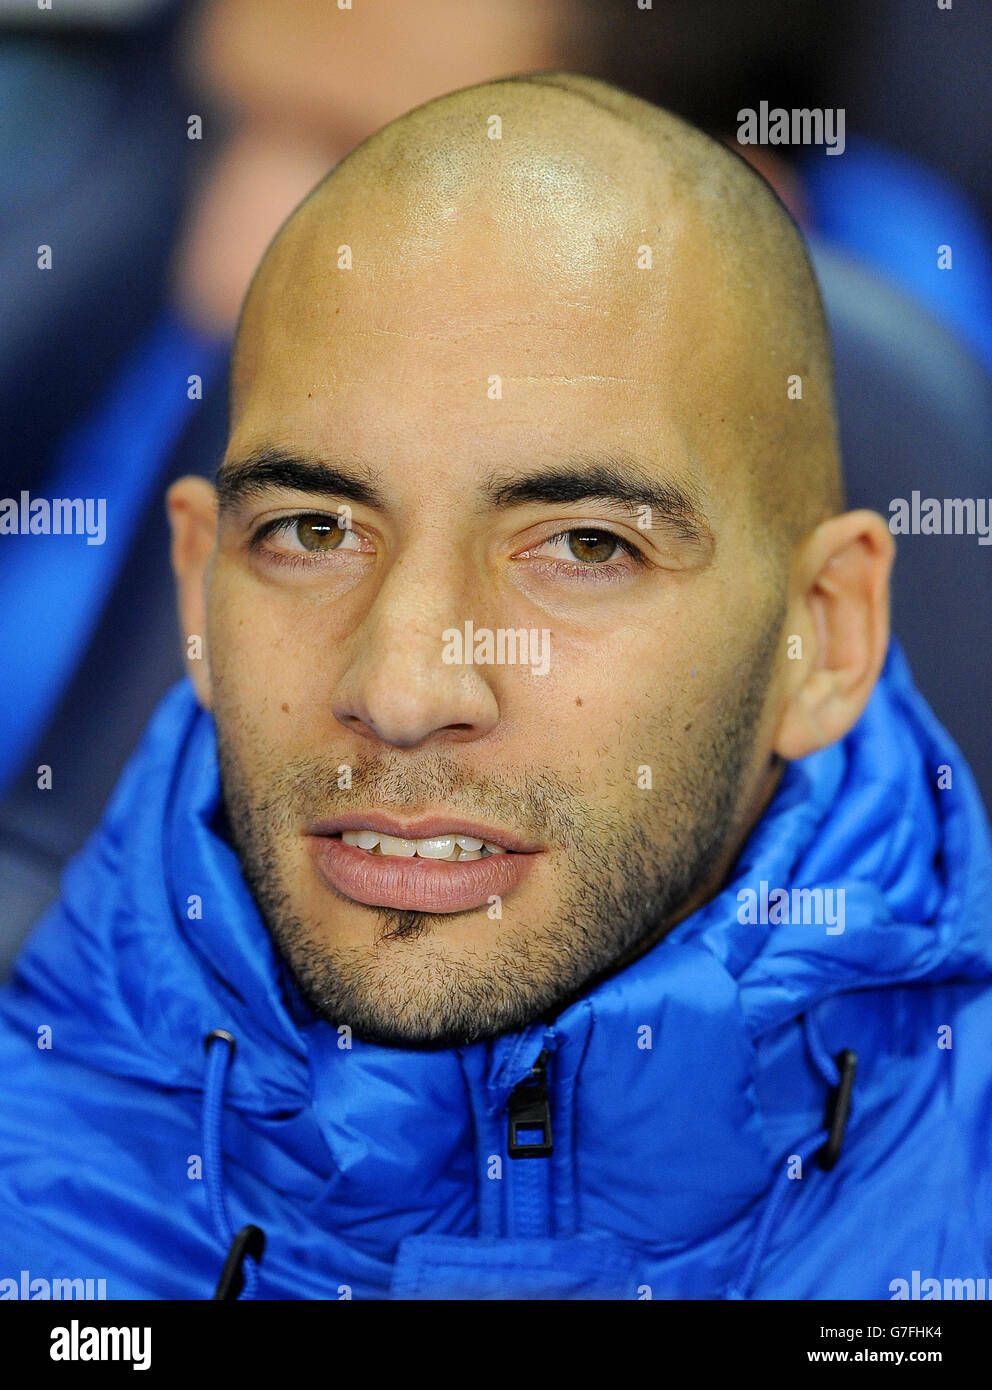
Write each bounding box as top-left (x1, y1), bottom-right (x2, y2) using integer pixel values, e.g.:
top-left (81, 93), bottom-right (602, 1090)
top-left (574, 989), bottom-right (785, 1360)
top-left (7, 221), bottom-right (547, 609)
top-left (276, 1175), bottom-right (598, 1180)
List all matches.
top-left (1, 639), bottom-right (991, 1300)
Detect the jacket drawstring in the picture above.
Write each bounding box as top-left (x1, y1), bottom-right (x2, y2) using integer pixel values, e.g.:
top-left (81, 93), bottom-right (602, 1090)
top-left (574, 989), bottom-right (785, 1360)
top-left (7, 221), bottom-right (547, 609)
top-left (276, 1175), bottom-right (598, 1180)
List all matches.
top-left (202, 1030), bottom-right (265, 1300)
top-left (727, 1009), bottom-right (857, 1299)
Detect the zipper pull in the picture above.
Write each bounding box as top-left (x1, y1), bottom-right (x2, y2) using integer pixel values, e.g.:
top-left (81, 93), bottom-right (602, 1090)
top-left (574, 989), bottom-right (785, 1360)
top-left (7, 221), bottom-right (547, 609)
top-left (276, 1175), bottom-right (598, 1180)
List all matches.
top-left (507, 1048), bottom-right (553, 1158)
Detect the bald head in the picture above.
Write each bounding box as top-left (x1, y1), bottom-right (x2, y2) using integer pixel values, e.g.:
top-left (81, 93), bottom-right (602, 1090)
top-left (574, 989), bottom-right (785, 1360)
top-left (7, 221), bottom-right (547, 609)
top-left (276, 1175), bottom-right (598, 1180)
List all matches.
top-left (230, 72), bottom-right (842, 560)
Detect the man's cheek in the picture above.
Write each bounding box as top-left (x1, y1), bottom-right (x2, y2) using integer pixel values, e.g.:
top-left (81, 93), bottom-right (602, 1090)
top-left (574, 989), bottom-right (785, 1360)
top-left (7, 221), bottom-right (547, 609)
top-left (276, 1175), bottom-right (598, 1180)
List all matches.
top-left (567, 684), bottom-right (673, 771)
top-left (208, 589), bottom-right (279, 689)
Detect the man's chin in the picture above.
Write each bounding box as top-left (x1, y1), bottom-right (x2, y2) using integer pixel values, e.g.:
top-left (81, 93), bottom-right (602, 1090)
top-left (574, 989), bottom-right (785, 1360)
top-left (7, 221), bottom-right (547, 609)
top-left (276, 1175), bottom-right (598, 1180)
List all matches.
top-left (282, 956), bottom-right (552, 1051)
top-left (268, 912), bottom-right (578, 1050)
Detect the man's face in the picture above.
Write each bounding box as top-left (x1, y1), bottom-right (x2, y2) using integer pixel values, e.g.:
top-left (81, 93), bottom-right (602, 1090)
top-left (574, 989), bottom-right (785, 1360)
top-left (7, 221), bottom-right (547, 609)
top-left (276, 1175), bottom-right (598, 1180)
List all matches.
top-left (202, 191), bottom-right (788, 1047)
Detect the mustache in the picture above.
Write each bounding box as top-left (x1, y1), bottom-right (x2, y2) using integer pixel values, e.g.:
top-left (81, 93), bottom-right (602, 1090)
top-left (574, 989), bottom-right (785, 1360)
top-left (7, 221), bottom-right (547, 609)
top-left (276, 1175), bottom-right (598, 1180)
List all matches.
top-left (251, 748), bottom-right (586, 847)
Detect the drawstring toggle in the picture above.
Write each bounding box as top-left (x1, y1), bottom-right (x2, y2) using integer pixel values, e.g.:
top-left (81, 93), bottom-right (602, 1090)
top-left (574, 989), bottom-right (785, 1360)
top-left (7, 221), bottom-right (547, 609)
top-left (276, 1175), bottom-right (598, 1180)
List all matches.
top-left (213, 1224), bottom-right (266, 1300)
top-left (816, 1049), bottom-right (858, 1170)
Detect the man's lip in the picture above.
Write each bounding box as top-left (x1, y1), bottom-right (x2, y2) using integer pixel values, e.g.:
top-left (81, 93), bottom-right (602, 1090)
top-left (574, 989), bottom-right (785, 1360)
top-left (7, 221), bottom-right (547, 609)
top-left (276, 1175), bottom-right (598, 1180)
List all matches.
top-left (307, 813), bottom-right (543, 854)
top-left (307, 835), bottom-right (539, 913)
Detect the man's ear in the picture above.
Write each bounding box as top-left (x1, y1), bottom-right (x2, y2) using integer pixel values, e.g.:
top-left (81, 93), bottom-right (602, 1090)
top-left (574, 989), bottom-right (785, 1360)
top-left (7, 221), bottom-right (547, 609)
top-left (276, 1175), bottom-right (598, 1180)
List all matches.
top-left (166, 475), bottom-right (218, 710)
top-left (774, 510), bottom-right (895, 761)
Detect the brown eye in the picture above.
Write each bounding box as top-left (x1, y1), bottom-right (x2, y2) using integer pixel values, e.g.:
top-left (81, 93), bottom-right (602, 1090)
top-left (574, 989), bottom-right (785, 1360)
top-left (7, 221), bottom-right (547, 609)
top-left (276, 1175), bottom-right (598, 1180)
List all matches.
top-left (566, 530), bottom-right (620, 563)
top-left (296, 516), bottom-right (346, 550)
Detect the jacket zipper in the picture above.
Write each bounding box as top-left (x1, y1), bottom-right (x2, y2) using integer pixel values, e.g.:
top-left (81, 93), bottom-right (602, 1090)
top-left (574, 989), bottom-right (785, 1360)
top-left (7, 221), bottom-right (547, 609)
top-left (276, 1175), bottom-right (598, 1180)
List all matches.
top-left (506, 1048), bottom-right (553, 1157)
top-left (503, 1039), bottom-right (556, 1237)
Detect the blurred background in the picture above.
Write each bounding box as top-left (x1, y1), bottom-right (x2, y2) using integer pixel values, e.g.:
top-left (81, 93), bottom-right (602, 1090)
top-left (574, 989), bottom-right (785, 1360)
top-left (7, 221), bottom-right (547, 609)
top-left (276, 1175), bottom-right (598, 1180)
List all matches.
top-left (1, 0), bottom-right (990, 975)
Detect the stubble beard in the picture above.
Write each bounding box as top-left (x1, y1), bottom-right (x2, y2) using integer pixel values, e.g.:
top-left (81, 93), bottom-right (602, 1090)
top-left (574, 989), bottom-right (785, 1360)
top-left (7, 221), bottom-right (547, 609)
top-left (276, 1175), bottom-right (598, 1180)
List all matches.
top-left (215, 618), bottom-right (782, 1049)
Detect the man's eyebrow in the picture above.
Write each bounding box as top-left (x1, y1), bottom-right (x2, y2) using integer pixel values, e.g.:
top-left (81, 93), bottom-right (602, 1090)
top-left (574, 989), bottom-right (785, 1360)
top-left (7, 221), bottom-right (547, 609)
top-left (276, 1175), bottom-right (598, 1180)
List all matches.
top-left (215, 447), bottom-right (386, 510)
top-left (482, 455), bottom-right (713, 546)
top-left (216, 446), bottom-right (713, 546)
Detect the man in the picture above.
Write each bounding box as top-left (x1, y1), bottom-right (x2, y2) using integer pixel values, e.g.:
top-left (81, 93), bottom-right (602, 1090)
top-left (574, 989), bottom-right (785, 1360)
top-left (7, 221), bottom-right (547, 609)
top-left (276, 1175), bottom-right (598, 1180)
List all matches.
top-left (1, 73), bottom-right (990, 1302)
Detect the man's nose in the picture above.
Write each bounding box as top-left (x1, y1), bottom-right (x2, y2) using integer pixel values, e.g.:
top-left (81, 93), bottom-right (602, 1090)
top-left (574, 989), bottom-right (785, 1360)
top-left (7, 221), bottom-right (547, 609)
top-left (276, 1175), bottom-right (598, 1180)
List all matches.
top-left (328, 557), bottom-right (500, 748)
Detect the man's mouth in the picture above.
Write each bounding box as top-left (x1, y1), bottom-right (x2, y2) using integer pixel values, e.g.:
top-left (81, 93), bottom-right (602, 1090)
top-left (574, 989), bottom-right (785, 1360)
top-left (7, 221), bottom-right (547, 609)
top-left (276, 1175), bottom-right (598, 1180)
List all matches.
top-left (306, 815), bottom-right (541, 913)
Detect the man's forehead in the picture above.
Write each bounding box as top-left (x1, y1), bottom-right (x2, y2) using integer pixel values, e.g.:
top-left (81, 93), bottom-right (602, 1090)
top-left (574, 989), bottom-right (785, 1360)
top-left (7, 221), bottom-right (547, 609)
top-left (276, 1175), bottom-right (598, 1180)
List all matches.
top-left (232, 96), bottom-right (720, 395)
top-left (236, 191), bottom-right (725, 410)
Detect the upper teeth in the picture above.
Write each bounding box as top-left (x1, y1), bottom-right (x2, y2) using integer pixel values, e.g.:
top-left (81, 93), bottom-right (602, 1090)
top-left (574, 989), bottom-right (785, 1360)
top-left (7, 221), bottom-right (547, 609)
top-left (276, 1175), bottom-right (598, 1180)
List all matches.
top-left (341, 831), bottom-right (507, 860)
